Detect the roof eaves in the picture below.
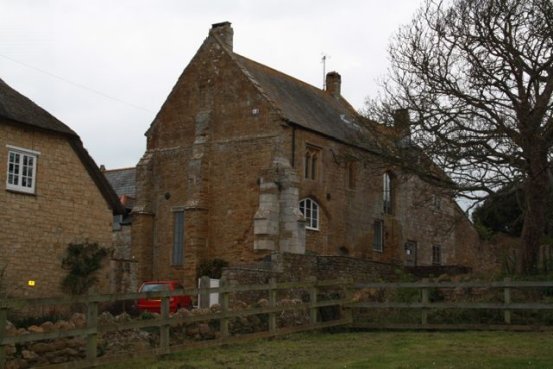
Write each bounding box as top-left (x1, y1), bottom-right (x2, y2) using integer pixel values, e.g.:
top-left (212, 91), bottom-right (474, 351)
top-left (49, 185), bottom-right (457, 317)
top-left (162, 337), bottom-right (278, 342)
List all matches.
top-left (284, 118), bottom-right (385, 158)
top-left (68, 139), bottom-right (125, 215)
top-left (1, 116), bottom-right (78, 139)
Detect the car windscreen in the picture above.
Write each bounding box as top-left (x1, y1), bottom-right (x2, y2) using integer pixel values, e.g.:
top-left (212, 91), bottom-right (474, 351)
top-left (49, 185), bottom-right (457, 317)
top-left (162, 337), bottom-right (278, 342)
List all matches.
top-left (140, 284), bottom-right (170, 292)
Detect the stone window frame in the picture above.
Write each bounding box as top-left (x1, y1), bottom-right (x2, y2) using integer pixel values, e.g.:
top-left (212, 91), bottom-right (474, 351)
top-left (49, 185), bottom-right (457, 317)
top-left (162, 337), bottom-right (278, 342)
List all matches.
top-left (299, 197), bottom-right (320, 231)
top-left (6, 145), bottom-right (40, 195)
top-left (432, 244), bottom-right (442, 265)
top-left (304, 145), bottom-right (321, 181)
top-left (373, 219), bottom-right (384, 252)
top-left (383, 171), bottom-right (394, 215)
top-left (171, 207), bottom-right (185, 266)
top-left (347, 160), bottom-right (357, 189)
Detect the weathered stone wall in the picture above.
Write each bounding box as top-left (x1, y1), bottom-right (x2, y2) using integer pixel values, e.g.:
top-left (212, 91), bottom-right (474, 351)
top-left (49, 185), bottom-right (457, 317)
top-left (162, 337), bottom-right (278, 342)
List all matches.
top-left (132, 25), bottom-right (480, 289)
top-left (111, 224), bottom-right (138, 293)
top-left (132, 36), bottom-right (281, 287)
top-left (405, 265), bottom-right (472, 278)
top-left (290, 128), bottom-right (478, 268)
top-left (0, 122), bottom-right (114, 297)
top-left (223, 252), bottom-right (398, 285)
top-left (292, 128), bottom-right (399, 262)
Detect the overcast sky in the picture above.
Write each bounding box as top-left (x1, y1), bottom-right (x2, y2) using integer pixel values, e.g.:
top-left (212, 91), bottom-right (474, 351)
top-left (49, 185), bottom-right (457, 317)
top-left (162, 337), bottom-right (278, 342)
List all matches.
top-left (1, 0), bottom-right (422, 169)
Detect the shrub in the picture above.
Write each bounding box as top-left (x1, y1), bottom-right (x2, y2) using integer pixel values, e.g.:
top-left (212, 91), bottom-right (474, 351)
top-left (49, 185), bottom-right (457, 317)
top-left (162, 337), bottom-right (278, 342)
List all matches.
top-left (197, 258), bottom-right (229, 279)
top-left (61, 242), bottom-right (109, 295)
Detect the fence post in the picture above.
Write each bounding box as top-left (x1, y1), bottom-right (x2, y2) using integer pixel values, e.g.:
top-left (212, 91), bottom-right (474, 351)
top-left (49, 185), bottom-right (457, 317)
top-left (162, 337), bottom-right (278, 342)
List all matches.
top-left (0, 305), bottom-right (7, 369)
top-left (341, 277), bottom-right (354, 324)
top-left (86, 298), bottom-right (98, 362)
top-left (220, 278), bottom-right (229, 337)
top-left (421, 278), bottom-right (429, 325)
top-left (268, 277), bottom-right (277, 334)
top-left (199, 276), bottom-right (210, 309)
top-left (504, 277), bottom-right (512, 324)
top-left (309, 276), bottom-right (318, 325)
top-left (159, 296), bottom-right (170, 354)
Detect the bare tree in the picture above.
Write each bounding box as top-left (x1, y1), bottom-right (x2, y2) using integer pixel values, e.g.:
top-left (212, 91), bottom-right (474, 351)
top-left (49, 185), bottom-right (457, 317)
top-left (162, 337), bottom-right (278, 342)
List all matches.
top-left (364, 0), bottom-right (553, 274)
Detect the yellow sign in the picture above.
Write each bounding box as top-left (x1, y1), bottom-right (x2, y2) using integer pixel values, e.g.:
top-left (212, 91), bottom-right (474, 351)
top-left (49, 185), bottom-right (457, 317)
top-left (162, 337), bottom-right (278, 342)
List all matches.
top-left (28, 280), bottom-right (36, 287)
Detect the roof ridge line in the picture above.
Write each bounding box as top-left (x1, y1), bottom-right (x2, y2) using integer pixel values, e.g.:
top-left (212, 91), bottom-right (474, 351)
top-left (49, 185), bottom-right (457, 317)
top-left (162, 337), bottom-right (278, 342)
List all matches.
top-left (103, 166), bottom-right (136, 172)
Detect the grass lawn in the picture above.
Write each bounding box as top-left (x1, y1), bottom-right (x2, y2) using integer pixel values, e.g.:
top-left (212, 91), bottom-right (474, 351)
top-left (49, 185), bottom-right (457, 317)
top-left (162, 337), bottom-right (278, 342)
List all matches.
top-left (98, 330), bottom-right (553, 369)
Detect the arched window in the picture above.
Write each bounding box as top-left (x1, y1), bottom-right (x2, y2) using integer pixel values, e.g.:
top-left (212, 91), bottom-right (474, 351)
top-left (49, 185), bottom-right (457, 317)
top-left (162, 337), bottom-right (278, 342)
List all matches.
top-left (383, 172), bottom-right (393, 214)
top-left (299, 198), bottom-right (320, 230)
top-left (304, 146), bottom-right (320, 180)
top-left (311, 153), bottom-right (317, 179)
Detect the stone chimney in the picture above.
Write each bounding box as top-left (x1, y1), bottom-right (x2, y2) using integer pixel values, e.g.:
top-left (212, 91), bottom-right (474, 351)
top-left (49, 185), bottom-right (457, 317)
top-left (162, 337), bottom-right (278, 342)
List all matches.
top-left (210, 21), bottom-right (233, 51)
top-left (325, 71), bottom-right (341, 98)
top-left (393, 109), bottom-right (409, 131)
top-left (393, 108), bottom-right (411, 145)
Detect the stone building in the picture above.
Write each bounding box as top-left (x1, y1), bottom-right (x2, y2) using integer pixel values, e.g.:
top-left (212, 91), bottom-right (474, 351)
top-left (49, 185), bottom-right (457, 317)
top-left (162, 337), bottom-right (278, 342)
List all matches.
top-left (103, 166), bottom-right (138, 292)
top-left (0, 78), bottom-right (124, 297)
top-left (132, 22), bottom-right (479, 287)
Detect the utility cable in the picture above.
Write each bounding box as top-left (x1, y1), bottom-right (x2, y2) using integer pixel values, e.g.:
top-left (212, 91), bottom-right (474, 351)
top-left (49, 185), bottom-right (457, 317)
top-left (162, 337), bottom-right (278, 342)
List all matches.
top-left (0, 53), bottom-right (152, 112)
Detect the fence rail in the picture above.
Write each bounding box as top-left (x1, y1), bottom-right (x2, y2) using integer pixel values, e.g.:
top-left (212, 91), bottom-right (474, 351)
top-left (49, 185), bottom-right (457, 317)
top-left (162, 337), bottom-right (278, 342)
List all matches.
top-left (1, 277), bottom-right (552, 369)
top-left (350, 278), bottom-right (553, 329)
top-left (0, 277), bottom-right (351, 369)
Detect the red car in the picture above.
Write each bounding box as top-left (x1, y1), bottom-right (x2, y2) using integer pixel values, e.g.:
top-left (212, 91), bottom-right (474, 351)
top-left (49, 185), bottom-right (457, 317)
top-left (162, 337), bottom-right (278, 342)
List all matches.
top-left (137, 281), bottom-right (192, 313)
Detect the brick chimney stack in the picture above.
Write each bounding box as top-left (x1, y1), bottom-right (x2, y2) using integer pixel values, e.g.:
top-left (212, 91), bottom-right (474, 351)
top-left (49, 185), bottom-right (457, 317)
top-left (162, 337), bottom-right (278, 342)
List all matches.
top-left (325, 71), bottom-right (341, 98)
top-left (210, 21), bottom-right (233, 51)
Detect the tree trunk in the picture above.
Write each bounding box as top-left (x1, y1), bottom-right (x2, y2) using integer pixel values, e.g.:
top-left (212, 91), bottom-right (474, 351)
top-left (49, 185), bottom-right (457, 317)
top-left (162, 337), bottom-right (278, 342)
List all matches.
top-left (517, 149), bottom-right (550, 275)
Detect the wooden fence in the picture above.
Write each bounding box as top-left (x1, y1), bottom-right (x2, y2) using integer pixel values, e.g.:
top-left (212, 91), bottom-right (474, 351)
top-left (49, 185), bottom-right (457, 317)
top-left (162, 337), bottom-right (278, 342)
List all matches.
top-left (0, 277), bottom-right (351, 369)
top-left (1, 277), bottom-right (552, 368)
top-left (350, 278), bottom-right (553, 331)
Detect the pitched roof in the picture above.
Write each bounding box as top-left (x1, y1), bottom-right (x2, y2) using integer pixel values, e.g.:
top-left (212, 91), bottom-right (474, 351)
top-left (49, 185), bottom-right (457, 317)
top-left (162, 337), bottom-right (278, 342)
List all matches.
top-left (231, 55), bottom-right (386, 154)
top-left (229, 49), bottom-right (449, 183)
top-left (103, 167), bottom-right (136, 198)
top-left (0, 78), bottom-right (76, 136)
top-left (0, 77), bottom-right (124, 214)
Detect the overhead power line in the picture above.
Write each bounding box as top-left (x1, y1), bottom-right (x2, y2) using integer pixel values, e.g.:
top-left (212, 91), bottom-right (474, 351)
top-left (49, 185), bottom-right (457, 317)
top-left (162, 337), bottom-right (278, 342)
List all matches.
top-left (0, 53), bottom-right (152, 112)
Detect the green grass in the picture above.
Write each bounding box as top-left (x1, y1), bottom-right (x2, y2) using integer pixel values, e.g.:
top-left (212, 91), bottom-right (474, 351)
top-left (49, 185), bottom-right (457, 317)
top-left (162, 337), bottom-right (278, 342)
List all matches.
top-left (98, 330), bottom-right (553, 369)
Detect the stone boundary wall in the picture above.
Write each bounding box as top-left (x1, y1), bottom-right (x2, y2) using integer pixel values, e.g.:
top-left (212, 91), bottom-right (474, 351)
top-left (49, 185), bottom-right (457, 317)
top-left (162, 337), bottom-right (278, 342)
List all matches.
top-left (404, 265), bottom-right (472, 278)
top-left (223, 253), bottom-right (399, 286)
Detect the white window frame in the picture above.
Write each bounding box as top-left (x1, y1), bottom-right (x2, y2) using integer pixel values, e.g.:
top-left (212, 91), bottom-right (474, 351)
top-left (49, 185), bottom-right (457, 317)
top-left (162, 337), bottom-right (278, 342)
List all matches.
top-left (299, 197), bottom-right (320, 230)
top-left (6, 145), bottom-right (40, 194)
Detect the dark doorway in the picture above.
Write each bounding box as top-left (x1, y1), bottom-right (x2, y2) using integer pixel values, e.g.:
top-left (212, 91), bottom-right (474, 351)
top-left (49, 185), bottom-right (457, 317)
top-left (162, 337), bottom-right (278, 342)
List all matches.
top-left (404, 241), bottom-right (417, 266)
